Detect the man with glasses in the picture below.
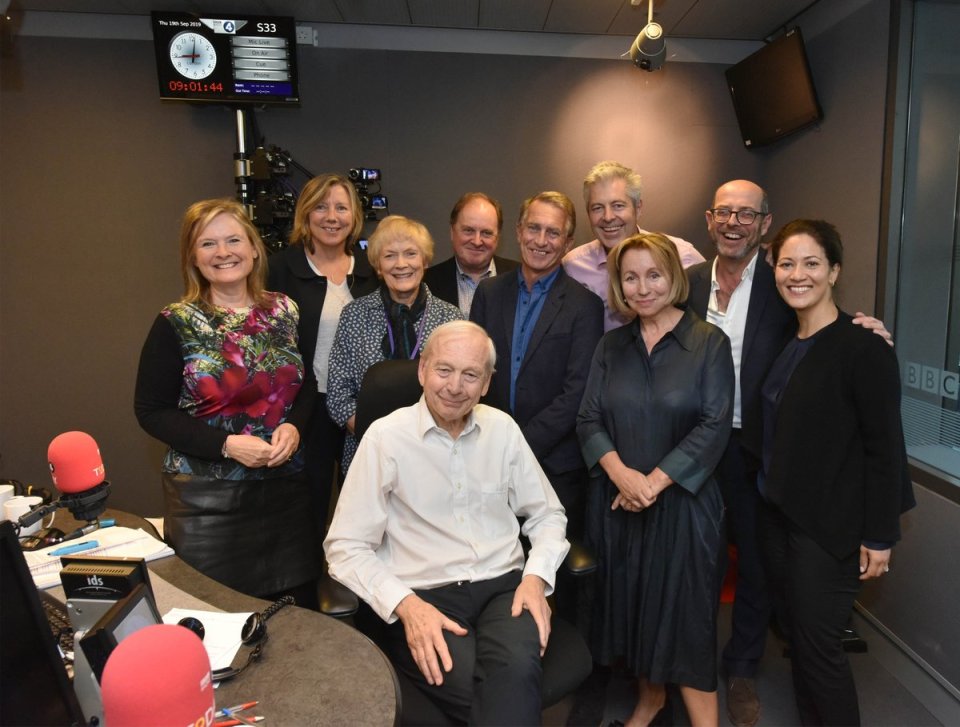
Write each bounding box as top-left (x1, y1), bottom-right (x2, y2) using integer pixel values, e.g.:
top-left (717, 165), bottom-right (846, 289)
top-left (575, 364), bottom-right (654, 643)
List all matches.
top-left (687, 179), bottom-right (889, 727)
top-left (470, 192), bottom-right (603, 549)
top-left (424, 192), bottom-right (519, 315)
top-left (563, 160), bottom-right (705, 331)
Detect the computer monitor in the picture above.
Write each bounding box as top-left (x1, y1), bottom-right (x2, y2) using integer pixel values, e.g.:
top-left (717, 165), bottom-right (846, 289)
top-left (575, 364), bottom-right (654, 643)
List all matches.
top-left (0, 519), bottom-right (86, 726)
top-left (78, 583), bottom-right (162, 683)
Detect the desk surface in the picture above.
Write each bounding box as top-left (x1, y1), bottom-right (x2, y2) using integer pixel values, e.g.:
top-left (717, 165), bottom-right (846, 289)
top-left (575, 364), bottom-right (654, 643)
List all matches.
top-left (59, 510), bottom-right (400, 726)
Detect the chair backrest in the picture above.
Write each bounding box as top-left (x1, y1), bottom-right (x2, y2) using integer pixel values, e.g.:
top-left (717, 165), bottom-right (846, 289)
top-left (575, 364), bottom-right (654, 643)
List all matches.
top-left (354, 359), bottom-right (422, 441)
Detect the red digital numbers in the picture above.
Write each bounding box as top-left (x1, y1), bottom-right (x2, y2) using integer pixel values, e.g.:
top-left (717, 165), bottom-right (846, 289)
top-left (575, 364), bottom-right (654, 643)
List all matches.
top-left (167, 80), bottom-right (225, 94)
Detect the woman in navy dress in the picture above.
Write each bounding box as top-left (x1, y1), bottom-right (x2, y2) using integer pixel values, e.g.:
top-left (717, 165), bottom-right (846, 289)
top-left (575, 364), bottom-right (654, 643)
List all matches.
top-left (578, 232), bottom-right (734, 726)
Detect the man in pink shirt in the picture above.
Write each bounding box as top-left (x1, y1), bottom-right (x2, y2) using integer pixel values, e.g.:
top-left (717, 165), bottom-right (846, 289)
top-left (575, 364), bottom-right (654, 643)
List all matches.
top-left (563, 160), bottom-right (705, 331)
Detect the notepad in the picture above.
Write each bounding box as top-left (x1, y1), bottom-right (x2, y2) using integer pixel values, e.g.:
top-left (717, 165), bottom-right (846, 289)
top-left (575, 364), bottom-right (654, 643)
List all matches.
top-left (24, 526), bottom-right (175, 589)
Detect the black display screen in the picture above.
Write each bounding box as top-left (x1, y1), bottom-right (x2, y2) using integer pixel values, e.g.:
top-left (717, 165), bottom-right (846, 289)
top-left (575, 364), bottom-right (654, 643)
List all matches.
top-left (725, 28), bottom-right (823, 148)
top-left (151, 11), bottom-right (300, 105)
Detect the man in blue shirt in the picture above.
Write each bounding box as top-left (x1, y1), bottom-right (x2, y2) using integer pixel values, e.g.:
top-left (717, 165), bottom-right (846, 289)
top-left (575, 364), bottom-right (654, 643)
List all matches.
top-left (470, 191), bottom-right (604, 545)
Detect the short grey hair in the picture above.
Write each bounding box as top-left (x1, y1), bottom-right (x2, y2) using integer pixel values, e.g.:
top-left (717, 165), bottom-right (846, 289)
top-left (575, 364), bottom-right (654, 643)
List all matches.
top-left (583, 160), bottom-right (643, 207)
top-left (421, 321), bottom-right (496, 375)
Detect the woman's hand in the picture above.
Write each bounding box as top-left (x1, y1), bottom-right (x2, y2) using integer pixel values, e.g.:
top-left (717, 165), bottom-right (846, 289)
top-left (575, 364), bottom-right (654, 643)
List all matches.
top-left (600, 451), bottom-right (659, 509)
top-left (345, 414), bottom-right (356, 435)
top-left (267, 423), bottom-right (300, 467)
top-left (223, 434), bottom-right (274, 468)
top-left (859, 545), bottom-right (892, 580)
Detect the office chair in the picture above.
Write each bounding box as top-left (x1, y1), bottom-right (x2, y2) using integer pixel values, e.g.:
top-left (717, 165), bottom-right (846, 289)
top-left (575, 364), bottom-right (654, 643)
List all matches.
top-left (318, 360), bottom-right (422, 620)
top-left (350, 358), bottom-right (594, 723)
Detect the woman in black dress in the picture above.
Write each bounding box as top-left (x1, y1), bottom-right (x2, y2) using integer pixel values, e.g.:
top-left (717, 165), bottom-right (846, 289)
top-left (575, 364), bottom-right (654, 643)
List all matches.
top-left (578, 232), bottom-right (734, 726)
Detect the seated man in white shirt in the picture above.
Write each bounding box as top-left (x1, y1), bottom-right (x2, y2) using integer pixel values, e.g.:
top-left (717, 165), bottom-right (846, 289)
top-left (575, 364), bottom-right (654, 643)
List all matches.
top-left (324, 320), bottom-right (570, 725)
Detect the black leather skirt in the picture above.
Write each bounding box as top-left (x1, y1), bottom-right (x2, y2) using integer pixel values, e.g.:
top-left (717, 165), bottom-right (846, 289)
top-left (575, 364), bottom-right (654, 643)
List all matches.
top-left (162, 471), bottom-right (320, 598)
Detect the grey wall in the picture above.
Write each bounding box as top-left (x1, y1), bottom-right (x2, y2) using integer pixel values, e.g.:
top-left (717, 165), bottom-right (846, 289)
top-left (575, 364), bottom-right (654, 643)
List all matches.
top-left (760, 0), bottom-right (890, 315)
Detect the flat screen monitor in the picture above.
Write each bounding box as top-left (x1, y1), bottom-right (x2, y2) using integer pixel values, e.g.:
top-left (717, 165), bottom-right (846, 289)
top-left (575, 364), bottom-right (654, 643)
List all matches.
top-left (725, 28), bottom-right (823, 148)
top-left (151, 11), bottom-right (300, 105)
top-left (78, 583), bottom-right (162, 683)
top-left (0, 520), bottom-right (86, 726)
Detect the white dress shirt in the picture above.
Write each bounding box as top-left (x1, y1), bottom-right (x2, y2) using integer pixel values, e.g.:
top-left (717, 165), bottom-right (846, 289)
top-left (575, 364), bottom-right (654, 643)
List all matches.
top-left (705, 252), bottom-right (758, 428)
top-left (324, 398), bottom-right (570, 623)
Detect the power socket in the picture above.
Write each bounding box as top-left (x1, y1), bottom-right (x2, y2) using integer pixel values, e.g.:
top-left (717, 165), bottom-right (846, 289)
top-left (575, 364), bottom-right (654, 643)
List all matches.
top-left (296, 25), bottom-right (315, 45)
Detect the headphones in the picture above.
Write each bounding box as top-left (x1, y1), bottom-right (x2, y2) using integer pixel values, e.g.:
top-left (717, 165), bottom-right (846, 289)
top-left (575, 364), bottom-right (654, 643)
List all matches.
top-left (178, 595), bottom-right (294, 682)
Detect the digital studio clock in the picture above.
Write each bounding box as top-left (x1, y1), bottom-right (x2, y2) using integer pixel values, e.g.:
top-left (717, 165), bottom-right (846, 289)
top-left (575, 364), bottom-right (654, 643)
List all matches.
top-left (151, 12), bottom-right (300, 105)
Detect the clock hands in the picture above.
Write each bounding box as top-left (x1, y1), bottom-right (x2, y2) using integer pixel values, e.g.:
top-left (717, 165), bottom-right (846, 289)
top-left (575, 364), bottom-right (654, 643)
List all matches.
top-left (173, 37), bottom-right (200, 62)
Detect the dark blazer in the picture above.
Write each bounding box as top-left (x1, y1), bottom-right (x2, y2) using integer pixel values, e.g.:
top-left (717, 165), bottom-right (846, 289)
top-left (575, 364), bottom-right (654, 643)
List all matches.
top-left (470, 267), bottom-right (604, 475)
top-left (687, 253), bottom-right (796, 461)
top-left (760, 314), bottom-right (914, 558)
top-left (266, 244), bottom-right (379, 373)
top-left (423, 254), bottom-right (520, 308)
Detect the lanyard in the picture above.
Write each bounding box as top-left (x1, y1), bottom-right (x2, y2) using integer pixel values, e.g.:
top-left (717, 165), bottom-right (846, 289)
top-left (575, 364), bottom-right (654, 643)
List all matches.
top-left (383, 296), bottom-right (430, 359)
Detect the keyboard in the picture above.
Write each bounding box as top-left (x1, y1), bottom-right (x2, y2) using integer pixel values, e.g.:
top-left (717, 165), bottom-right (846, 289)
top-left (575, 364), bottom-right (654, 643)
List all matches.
top-left (39, 589), bottom-right (75, 675)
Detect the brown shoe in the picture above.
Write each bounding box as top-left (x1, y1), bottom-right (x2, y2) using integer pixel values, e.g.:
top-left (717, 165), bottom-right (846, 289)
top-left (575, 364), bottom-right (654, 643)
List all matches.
top-left (727, 676), bottom-right (760, 727)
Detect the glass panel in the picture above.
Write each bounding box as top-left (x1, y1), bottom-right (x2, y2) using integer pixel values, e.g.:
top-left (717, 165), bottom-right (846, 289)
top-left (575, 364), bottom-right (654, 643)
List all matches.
top-left (895, 1), bottom-right (960, 482)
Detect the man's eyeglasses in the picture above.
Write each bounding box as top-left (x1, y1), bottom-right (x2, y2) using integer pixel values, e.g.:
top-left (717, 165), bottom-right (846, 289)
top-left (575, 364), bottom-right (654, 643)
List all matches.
top-left (709, 208), bottom-right (766, 225)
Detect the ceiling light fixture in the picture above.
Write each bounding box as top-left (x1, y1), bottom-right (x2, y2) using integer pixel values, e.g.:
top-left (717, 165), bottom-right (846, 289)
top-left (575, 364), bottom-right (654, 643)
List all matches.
top-left (629, 0), bottom-right (666, 72)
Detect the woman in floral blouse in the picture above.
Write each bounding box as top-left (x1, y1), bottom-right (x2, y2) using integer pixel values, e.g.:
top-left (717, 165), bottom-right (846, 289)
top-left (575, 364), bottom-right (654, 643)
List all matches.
top-left (135, 198), bottom-right (318, 604)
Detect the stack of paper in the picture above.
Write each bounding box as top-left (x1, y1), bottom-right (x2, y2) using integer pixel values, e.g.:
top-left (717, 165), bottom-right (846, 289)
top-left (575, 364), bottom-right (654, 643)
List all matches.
top-left (24, 526), bottom-right (175, 589)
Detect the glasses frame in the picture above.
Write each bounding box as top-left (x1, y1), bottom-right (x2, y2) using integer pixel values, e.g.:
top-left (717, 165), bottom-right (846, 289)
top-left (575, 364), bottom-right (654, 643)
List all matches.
top-left (709, 208), bottom-right (767, 225)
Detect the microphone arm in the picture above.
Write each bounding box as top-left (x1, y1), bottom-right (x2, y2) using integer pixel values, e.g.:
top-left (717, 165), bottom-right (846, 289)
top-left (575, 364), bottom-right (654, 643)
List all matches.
top-left (15, 481), bottom-right (111, 533)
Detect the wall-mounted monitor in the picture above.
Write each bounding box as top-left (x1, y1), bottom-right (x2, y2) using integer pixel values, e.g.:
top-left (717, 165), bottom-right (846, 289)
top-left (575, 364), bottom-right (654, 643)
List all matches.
top-left (725, 28), bottom-right (823, 148)
top-left (151, 11), bottom-right (300, 105)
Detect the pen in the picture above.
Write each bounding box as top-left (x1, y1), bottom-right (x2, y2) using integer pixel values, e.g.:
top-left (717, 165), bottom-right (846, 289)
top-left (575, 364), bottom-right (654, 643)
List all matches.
top-left (215, 702), bottom-right (259, 718)
top-left (214, 717), bottom-right (264, 727)
top-left (59, 518), bottom-right (116, 544)
top-left (49, 540), bottom-right (99, 556)
top-left (215, 712), bottom-right (259, 727)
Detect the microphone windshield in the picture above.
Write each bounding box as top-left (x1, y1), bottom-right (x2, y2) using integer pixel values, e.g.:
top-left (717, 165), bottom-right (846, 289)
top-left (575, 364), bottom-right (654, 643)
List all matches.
top-left (102, 624), bottom-right (215, 727)
top-left (47, 431), bottom-right (106, 494)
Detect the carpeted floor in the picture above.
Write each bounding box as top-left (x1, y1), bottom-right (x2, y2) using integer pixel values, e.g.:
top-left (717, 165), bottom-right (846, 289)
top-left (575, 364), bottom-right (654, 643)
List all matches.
top-left (544, 602), bottom-right (955, 726)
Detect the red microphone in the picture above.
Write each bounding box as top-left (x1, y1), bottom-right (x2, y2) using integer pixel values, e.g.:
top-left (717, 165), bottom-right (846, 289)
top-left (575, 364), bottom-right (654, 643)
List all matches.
top-left (48, 431), bottom-right (106, 492)
top-left (101, 624), bottom-right (216, 727)
top-left (14, 431), bottom-right (112, 533)
top-left (45, 431), bottom-right (111, 522)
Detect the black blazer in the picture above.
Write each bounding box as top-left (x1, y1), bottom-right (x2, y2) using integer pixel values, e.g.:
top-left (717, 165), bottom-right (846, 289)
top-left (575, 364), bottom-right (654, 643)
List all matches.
top-left (687, 253), bottom-right (796, 461)
top-left (760, 314), bottom-right (914, 558)
top-left (266, 244), bottom-right (379, 374)
top-left (470, 267), bottom-right (604, 475)
top-left (423, 255), bottom-right (520, 308)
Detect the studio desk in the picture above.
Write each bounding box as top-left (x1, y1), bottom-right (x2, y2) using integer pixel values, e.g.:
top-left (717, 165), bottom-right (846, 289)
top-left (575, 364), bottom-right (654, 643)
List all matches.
top-left (50, 510), bottom-right (401, 726)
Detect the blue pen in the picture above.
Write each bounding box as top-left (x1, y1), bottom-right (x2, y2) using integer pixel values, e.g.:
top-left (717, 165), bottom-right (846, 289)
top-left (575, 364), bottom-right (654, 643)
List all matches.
top-left (50, 540), bottom-right (99, 556)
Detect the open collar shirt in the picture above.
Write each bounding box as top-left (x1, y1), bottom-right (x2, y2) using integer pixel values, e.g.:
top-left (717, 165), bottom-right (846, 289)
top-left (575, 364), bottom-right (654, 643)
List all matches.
top-left (324, 398), bottom-right (570, 623)
top-left (705, 251), bottom-right (758, 428)
top-left (510, 266), bottom-right (561, 411)
top-left (455, 257), bottom-right (497, 316)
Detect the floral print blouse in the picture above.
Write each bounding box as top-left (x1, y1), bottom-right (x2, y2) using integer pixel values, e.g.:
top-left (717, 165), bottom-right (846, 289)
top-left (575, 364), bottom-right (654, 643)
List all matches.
top-left (140, 294), bottom-right (306, 480)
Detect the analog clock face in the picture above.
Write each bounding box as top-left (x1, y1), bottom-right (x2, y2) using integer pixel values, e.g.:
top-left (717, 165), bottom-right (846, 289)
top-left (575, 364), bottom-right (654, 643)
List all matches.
top-left (169, 32), bottom-right (217, 80)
